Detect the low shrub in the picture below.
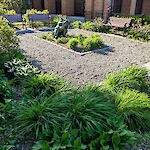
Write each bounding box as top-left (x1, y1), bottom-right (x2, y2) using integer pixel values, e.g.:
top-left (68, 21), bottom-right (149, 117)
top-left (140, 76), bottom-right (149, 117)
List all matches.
top-left (56, 37), bottom-right (69, 44)
top-left (0, 49), bottom-right (25, 69)
top-left (71, 21), bottom-right (83, 29)
top-left (77, 34), bottom-right (87, 45)
top-left (90, 117), bottom-right (137, 149)
top-left (126, 23), bottom-right (150, 42)
top-left (0, 17), bottom-right (19, 52)
top-left (39, 34), bottom-right (49, 40)
top-left (68, 38), bottom-right (78, 49)
top-left (12, 96), bottom-right (62, 138)
top-left (83, 34), bottom-right (104, 50)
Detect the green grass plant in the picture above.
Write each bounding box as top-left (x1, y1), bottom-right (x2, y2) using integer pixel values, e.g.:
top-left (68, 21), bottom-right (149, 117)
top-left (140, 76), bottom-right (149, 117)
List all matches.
top-left (115, 88), bottom-right (150, 131)
top-left (105, 65), bottom-right (150, 94)
top-left (22, 72), bottom-right (72, 98)
top-left (68, 38), bottom-right (79, 49)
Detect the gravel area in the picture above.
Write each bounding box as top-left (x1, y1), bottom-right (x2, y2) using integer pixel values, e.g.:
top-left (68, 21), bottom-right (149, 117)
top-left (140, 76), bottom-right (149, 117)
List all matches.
top-left (19, 28), bottom-right (150, 86)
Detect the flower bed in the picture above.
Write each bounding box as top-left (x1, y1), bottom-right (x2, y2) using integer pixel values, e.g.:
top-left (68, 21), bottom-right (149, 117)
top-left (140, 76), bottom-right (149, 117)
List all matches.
top-left (40, 33), bottom-right (108, 54)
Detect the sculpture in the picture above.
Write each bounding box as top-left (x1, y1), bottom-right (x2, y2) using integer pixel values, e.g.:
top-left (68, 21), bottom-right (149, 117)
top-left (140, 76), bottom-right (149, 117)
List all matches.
top-left (53, 18), bottom-right (69, 39)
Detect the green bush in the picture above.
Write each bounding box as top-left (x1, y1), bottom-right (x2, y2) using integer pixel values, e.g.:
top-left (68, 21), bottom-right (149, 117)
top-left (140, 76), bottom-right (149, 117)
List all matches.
top-left (77, 34), bottom-right (87, 45)
top-left (71, 21), bottom-right (83, 29)
top-left (39, 34), bottom-right (49, 40)
top-left (68, 38), bottom-right (78, 49)
top-left (0, 49), bottom-right (25, 69)
top-left (83, 34), bottom-right (104, 50)
top-left (126, 23), bottom-right (150, 42)
top-left (56, 37), bottom-right (69, 44)
top-left (0, 16), bottom-right (19, 52)
top-left (0, 8), bottom-right (16, 15)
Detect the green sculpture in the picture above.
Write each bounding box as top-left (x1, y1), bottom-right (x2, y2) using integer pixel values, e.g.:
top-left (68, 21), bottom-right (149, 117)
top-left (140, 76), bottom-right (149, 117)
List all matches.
top-left (53, 18), bottom-right (69, 39)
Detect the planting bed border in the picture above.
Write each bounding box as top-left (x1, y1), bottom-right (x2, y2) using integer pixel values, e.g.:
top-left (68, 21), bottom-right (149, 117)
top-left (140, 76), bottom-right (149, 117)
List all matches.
top-left (34, 36), bottom-right (112, 56)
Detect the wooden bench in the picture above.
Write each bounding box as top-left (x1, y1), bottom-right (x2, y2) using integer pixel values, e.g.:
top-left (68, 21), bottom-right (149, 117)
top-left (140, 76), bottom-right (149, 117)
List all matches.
top-left (28, 14), bottom-right (51, 28)
top-left (104, 17), bottom-right (133, 28)
top-left (2, 14), bottom-right (26, 29)
top-left (66, 16), bottom-right (85, 23)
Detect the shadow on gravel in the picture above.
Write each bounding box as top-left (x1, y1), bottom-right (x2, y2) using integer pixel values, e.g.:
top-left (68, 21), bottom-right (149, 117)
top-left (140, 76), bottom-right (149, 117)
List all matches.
top-left (93, 47), bottom-right (115, 55)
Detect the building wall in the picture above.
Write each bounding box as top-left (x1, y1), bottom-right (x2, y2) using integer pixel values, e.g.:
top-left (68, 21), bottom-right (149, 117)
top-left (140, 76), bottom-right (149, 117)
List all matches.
top-left (32, 0), bottom-right (42, 10)
top-left (121, 0), bottom-right (131, 14)
top-left (61, 0), bottom-right (74, 16)
top-left (44, 0), bottom-right (56, 13)
top-left (75, 0), bottom-right (84, 16)
top-left (142, 0), bottom-right (150, 15)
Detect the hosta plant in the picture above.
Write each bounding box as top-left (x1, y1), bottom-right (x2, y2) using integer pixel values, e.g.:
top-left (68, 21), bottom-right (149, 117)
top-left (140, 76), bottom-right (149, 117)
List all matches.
top-left (4, 58), bottom-right (39, 79)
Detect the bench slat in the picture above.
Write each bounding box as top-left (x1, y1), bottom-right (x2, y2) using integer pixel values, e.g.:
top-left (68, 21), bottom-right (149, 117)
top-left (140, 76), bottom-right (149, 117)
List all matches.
top-left (2, 14), bottom-right (24, 23)
top-left (104, 17), bottom-right (132, 28)
top-left (28, 14), bottom-right (50, 22)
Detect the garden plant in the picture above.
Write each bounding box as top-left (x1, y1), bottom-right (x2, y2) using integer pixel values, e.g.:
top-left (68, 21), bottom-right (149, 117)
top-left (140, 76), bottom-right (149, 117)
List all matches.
top-left (0, 11), bottom-right (150, 150)
top-left (40, 33), bottom-right (105, 53)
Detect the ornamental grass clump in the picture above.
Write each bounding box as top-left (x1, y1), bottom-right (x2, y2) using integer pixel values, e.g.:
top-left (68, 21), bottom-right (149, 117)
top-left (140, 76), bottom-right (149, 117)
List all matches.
top-left (12, 96), bottom-right (62, 138)
top-left (68, 38), bottom-right (79, 49)
top-left (56, 37), bottom-right (69, 44)
top-left (105, 65), bottom-right (150, 94)
top-left (115, 88), bottom-right (150, 131)
top-left (83, 34), bottom-right (104, 50)
top-left (22, 72), bottom-right (72, 98)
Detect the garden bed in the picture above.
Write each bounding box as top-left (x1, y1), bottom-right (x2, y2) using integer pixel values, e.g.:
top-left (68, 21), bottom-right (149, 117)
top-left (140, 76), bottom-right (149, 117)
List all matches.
top-left (39, 32), bottom-right (110, 55)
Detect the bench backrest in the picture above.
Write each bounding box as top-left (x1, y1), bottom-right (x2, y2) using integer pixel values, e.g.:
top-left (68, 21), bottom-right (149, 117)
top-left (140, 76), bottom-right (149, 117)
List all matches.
top-left (109, 17), bottom-right (132, 27)
top-left (67, 16), bottom-right (85, 22)
top-left (2, 14), bottom-right (23, 23)
top-left (28, 14), bottom-right (50, 22)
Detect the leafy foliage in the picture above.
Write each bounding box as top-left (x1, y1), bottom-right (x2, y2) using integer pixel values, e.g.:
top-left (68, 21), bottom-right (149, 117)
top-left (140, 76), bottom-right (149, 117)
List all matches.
top-left (90, 117), bottom-right (137, 149)
top-left (56, 37), bottom-right (69, 44)
top-left (0, 69), bottom-right (13, 103)
top-left (22, 72), bottom-right (72, 97)
top-left (115, 89), bottom-right (150, 131)
top-left (0, 16), bottom-right (19, 52)
top-left (105, 65), bottom-right (150, 94)
top-left (68, 38), bottom-right (78, 49)
top-left (83, 34), bottom-right (104, 50)
top-left (4, 58), bottom-right (39, 79)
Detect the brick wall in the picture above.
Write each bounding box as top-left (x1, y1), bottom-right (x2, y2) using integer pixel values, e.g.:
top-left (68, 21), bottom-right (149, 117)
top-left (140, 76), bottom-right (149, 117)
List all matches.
top-left (142, 0), bottom-right (150, 15)
top-left (62, 0), bottom-right (74, 16)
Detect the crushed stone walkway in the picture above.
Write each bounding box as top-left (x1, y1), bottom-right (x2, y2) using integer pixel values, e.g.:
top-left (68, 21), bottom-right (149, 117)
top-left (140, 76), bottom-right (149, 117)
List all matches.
top-left (19, 29), bottom-right (150, 86)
